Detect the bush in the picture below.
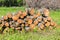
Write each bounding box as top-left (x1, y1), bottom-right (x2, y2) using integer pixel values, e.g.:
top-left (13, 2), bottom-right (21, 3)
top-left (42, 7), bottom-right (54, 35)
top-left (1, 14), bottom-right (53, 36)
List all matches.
top-left (25, 0), bottom-right (60, 9)
top-left (0, 0), bottom-right (23, 7)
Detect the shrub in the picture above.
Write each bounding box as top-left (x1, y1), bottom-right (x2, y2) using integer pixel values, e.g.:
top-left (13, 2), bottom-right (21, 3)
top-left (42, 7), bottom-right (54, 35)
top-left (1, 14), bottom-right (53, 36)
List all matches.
top-left (25, 0), bottom-right (60, 9)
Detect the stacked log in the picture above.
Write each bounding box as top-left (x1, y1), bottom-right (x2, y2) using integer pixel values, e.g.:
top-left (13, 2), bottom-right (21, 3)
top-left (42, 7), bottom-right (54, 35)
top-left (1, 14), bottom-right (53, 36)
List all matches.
top-left (0, 8), bottom-right (56, 33)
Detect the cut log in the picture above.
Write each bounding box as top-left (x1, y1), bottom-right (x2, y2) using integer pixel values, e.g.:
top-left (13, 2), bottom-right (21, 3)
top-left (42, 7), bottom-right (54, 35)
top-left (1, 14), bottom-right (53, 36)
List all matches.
top-left (3, 16), bottom-right (8, 20)
top-left (29, 24), bottom-right (35, 31)
top-left (29, 8), bottom-right (35, 15)
top-left (50, 21), bottom-right (56, 27)
top-left (38, 23), bottom-right (44, 30)
top-left (25, 26), bottom-right (30, 31)
top-left (25, 22), bottom-right (29, 27)
top-left (12, 15), bottom-right (19, 21)
top-left (17, 19), bottom-right (23, 24)
top-left (43, 8), bottom-right (49, 17)
top-left (15, 27), bottom-right (20, 30)
top-left (34, 20), bottom-right (39, 25)
top-left (36, 11), bottom-right (41, 17)
top-left (7, 13), bottom-right (12, 18)
top-left (27, 19), bottom-right (33, 24)
top-left (43, 17), bottom-right (47, 22)
top-left (22, 11), bottom-right (27, 17)
top-left (5, 22), bottom-right (9, 27)
top-left (37, 16), bottom-right (42, 22)
top-left (47, 16), bottom-right (52, 21)
top-left (45, 21), bottom-right (50, 27)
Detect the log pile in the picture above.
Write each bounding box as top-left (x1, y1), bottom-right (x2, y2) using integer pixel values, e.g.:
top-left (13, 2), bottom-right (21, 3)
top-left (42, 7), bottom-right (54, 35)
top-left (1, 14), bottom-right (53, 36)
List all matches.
top-left (0, 8), bottom-right (56, 33)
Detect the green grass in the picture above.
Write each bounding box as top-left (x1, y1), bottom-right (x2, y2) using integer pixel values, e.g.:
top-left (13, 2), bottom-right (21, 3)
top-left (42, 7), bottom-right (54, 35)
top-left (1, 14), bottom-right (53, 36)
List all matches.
top-left (0, 7), bottom-right (60, 40)
top-left (0, 7), bottom-right (25, 17)
top-left (50, 10), bottom-right (60, 25)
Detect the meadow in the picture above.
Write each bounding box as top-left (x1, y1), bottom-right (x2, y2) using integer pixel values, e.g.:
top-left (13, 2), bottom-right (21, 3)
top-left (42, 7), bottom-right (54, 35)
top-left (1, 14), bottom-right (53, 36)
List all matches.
top-left (0, 7), bottom-right (60, 40)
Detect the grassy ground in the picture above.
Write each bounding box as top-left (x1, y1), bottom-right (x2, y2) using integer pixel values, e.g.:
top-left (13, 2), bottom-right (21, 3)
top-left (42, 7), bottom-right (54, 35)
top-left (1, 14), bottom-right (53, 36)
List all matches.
top-left (0, 7), bottom-right (60, 40)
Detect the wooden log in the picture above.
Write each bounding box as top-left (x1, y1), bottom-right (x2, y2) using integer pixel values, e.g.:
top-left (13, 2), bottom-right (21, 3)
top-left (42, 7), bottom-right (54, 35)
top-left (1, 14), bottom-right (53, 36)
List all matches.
top-left (36, 11), bottom-right (41, 17)
top-left (20, 16), bottom-right (24, 19)
top-left (37, 16), bottom-right (42, 22)
top-left (29, 24), bottom-right (35, 31)
top-left (5, 22), bottom-right (9, 27)
top-left (21, 23), bottom-right (25, 27)
top-left (15, 22), bottom-right (19, 27)
top-left (7, 13), bottom-right (12, 18)
top-left (33, 15), bottom-right (38, 19)
top-left (43, 8), bottom-right (49, 17)
top-left (26, 16), bottom-right (34, 20)
top-left (16, 11), bottom-right (22, 17)
top-left (18, 11), bottom-right (22, 15)
top-left (12, 15), bottom-right (19, 21)
top-left (1, 21), bottom-right (5, 27)
top-left (3, 16), bottom-right (8, 20)
top-left (10, 25), bottom-right (15, 29)
top-left (15, 27), bottom-right (20, 30)
top-left (43, 17), bottom-right (47, 22)
top-left (34, 20), bottom-right (39, 25)
top-left (22, 11), bottom-right (27, 17)
top-left (38, 23), bottom-right (44, 30)
top-left (27, 19), bottom-right (33, 24)
top-left (49, 26), bottom-right (53, 30)
top-left (25, 22), bottom-right (29, 27)
top-left (25, 26), bottom-right (30, 32)
top-left (45, 21), bottom-right (50, 27)
top-left (47, 16), bottom-right (52, 21)
top-left (15, 13), bottom-right (20, 18)
top-left (17, 19), bottom-right (24, 24)
top-left (50, 21), bottom-right (56, 27)
top-left (29, 8), bottom-right (35, 15)
top-left (3, 27), bottom-right (9, 33)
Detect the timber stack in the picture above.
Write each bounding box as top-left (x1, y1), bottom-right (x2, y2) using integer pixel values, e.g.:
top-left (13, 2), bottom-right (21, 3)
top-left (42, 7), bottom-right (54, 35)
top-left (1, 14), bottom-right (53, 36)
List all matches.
top-left (0, 8), bottom-right (56, 33)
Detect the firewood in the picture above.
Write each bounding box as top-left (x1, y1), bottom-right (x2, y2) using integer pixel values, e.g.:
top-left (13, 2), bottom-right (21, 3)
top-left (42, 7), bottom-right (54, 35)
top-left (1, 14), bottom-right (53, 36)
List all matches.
top-left (15, 27), bottom-right (20, 30)
top-left (0, 8), bottom-right (56, 32)
top-left (18, 11), bottom-right (22, 15)
top-left (20, 16), bottom-right (24, 19)
top-left (47, 16), bottom-right (52, 21)
top-left (33, 15), bottom-right (37, 19)
top-left (37, 16), bottom-right (42, 22)
top-left (43, 8), bottom-right (49, 17)
top-left (45, 21), bottom-right (50, 27)
top-left (25, 22), bottom-right (29, 27)
top-left (5, 22), bottom-right (9, 27)
top-left (3, 16), bottom-right (8, 20)
top-left (29, 24), bottom-right (35, 31)
top-left (22, 11), bottom-right (27, 17)
top-left (25, 26), bottom-right (30, 31)
top-left (1, 21), bottom-right (5, 27)
top-left (49, 26), bottom-right (53, 30)
top-left (3, 27), bottom-right (9, 33)
top-left (17, 19), bottom-right (23, 24)
top-left (36, 10), bottom-right (41, 17)
top-left (27, 19), bottom-right (33, 24)
top-left (38, 23), bottom-right (44, 30)
top-left (15, 22), bottom-right (19, 27)
top-left (29, 8), bottom-right (35, 15)
top-left (7, 13), bottom-right (12, 18)
top-left (12, 15), bottom-right (19, 21)
top-left (34, 20), bottom-right (39, 25)
top-left (50, 21), bottom-right (56, 27)
top-left (43, 17), bottom-right (47, 22)
top-left (21, 23), bottom-right (25, 27)
top-left (10, 25), bottom-right (15, 29)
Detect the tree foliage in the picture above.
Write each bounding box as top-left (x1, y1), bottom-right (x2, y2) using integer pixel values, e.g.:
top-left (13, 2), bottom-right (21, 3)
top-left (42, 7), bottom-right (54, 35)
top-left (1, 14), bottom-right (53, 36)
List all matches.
top-left (0, 0), bottom-right (23, 7)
